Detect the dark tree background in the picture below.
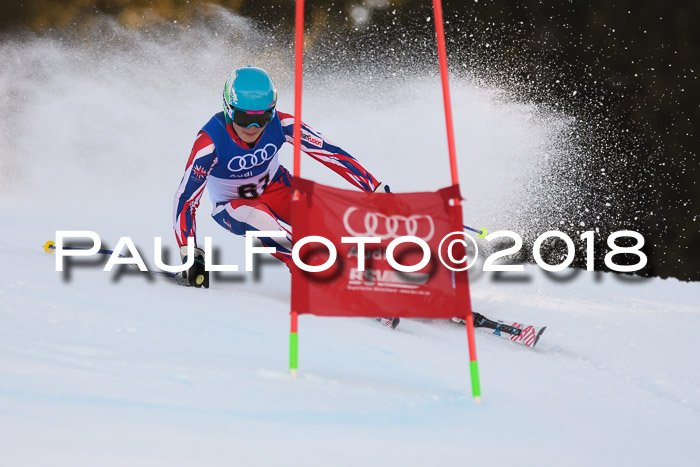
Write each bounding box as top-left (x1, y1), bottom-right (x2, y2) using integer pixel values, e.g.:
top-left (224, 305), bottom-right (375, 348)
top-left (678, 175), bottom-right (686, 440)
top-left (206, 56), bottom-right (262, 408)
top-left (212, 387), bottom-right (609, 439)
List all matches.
top-left (2, 0), bottom-right (698, 280)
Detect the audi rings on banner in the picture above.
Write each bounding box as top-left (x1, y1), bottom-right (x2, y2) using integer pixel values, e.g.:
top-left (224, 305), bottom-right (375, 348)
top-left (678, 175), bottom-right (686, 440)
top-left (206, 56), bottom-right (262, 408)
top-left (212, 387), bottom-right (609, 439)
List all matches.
top-left (342, 207), bottom-right (435, 241)
top-left (227, 143), bottom-right (278, 172)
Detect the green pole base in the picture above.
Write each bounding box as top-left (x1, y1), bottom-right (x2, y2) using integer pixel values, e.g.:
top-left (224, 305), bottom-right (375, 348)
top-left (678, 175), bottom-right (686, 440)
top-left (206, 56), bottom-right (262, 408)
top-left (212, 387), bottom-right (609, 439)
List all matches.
top-left (470, 360), bottom-right (482, 400)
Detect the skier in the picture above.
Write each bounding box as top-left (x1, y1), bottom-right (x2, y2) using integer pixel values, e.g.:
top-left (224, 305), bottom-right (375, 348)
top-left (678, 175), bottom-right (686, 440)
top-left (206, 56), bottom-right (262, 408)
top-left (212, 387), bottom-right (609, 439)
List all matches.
top-left (172, 66), bottom-right (545, 343)
top-left (173, 66), bottom-right (389, 288)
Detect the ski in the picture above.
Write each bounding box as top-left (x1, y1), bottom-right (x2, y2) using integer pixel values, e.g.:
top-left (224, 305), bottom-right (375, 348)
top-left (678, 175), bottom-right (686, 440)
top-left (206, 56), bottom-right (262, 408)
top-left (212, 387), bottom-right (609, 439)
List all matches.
top-left (451, 314), bottom-right (546, 348)
top-left (376, 317), bottom-right (400, 329)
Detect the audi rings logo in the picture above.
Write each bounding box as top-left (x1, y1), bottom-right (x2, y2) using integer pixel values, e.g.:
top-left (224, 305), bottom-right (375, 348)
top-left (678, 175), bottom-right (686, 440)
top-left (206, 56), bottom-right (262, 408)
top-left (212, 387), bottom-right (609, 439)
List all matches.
top-left (227, 144), bottom-right (278, 172)
top-left (342, 207), bottom-right (435, 241)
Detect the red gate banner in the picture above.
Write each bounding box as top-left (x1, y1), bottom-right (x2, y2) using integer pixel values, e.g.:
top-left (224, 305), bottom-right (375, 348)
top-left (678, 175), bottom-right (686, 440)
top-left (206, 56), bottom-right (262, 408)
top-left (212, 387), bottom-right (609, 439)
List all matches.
top-left (291, 179), bottom-right (472, 319)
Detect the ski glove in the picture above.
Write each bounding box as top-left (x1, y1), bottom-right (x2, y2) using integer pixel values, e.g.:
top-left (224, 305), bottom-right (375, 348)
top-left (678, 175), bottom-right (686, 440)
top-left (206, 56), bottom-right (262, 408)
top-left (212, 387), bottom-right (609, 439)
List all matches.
top-left (374, 182), bottom-right (391, 193)
top-left (175, 246), bottom-right (209, 288)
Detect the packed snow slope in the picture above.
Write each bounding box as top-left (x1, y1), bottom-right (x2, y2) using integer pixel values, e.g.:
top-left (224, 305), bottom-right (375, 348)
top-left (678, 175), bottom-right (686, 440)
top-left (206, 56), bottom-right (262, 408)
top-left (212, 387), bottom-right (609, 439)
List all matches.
top-left (2, 210), bottom-right (699, 467)
top-left (2, 16), bottom-right (699, 467)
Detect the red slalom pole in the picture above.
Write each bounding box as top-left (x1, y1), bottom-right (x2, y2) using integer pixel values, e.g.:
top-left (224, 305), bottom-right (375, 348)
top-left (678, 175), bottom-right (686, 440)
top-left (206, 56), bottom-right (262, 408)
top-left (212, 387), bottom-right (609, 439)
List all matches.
top-left (290, 0), bottom-right (305, 379)
top-left (292, 0), bottom-right (304, 177)
top-left (432, 0), bottom-right (481, 402)
top-left (432, 0), bottom-right (459, 186)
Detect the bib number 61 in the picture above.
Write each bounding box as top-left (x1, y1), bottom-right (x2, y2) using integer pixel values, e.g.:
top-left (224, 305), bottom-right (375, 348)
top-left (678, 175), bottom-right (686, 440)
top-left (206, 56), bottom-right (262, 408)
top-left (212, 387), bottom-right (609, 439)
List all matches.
top-left (237, 173), bottom-right (270, 199)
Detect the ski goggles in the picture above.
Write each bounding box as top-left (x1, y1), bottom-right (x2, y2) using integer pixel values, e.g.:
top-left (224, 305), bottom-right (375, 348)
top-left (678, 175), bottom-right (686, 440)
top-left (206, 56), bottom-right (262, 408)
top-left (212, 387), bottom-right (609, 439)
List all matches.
top-left (232, 107), bottom-right (274, 128)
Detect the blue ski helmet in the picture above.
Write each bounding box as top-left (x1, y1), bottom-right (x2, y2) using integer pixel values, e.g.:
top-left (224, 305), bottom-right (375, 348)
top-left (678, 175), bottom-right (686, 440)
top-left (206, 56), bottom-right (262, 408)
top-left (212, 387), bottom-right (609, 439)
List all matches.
top-left (223, 67), bottom-right (277, 125)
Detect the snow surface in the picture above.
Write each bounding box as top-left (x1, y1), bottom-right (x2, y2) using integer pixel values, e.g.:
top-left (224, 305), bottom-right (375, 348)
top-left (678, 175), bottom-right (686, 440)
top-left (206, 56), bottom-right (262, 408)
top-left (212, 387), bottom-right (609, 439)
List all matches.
top-left (1, 16), bottom-right (699, 467)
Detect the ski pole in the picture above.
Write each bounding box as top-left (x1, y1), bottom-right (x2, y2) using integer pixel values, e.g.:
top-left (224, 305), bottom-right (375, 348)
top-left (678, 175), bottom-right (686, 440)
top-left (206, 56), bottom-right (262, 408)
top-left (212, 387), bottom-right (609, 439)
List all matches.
top-left (43, 240), bottom-right (204, 284)
top-left (463, 225), bottom-right (488, 239)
